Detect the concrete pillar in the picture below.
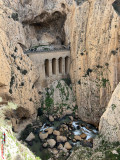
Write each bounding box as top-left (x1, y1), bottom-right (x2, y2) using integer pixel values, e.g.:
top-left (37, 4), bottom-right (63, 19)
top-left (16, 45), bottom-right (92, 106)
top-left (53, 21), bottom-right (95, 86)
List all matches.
top-left (62, 57), bottom-right (65, 75)
top-left (42, 61), bottom-right (45, 79)
top-left (49, 59), bottom-right (52, 77)
top-left (65, 57), bottom-right (70, 74)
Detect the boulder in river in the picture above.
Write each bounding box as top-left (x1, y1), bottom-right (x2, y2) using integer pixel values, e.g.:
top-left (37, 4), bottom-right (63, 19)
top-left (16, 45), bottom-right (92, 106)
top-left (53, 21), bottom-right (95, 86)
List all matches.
top-left (47, 139), bottom-right (56, 148)
top-left (25, 132), bottom-right (35, 141)
top-left (69, 116), bottom-right (73, 121)
top-left (53, 130), bottom-right (60, 136)
top-left (80, 133), bottom-right (87, 139)
top-left (43, 142), bottom-right (48, 148)
top-left (39, 132), bottom-right (48, 140)
top-left (57, 144), bottom-right (63, 150)
top-left (57, 136), bottom-right (67, 142)
top-left (45, 128), bottom-right (53, 134)
top-left (64, 142), bottom-right (72, 150)
top-left (49, 115), bottom-right (54, 122)
top-left (74, 135), bottom-right (82, 141)
top-left (52, 148), bottom-right (58, 155)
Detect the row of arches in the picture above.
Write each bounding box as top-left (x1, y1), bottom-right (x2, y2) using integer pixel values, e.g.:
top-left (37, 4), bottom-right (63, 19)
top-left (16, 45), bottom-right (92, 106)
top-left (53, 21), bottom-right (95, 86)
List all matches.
top-left (45, 56), bottom-right (69, 77)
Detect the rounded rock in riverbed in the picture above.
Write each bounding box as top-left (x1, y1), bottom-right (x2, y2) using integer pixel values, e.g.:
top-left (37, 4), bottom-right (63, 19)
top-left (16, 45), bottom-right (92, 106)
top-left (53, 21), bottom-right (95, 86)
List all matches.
top-left (57, 144), bottom-right (63, 150)
top-left (49, 115), bottom-right (54, 122)
top-left (47, 139), bottom-right (56, 148)
top-left (80, 133), bottom-right (87, 139)
top-left (52, 148), bottom-right (58, 155)
top-left (69, 116), bottom-right (73, 121)
top-left (39, 132), bottom-right (48, 140)
top-left (43, 142), bottom-right (48, 148)
top-left (57, 136), bottom-right (67, 142)
top-left (45, 128), bottom-right (53, 134)
top-left (25, 132), bottom-right (35, 141)
top-left (53, 130), bottom-right (60, 136)
top-left (64, 142), bottom-right (72, 150)
top-left (72, 139), bottom-right (76, 142)
top-left (74, 135), bottom-right (82, 141)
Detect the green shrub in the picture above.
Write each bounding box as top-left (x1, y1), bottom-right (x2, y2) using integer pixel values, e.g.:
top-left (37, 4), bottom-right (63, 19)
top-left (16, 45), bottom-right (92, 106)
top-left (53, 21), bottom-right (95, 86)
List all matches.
top-left (11, 13), bottom-right (18, 21)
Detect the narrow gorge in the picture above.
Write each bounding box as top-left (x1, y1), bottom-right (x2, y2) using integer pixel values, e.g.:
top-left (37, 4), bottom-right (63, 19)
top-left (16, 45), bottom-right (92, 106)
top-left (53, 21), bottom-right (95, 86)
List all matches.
top-left (0, 0), bottom-right (120, 160)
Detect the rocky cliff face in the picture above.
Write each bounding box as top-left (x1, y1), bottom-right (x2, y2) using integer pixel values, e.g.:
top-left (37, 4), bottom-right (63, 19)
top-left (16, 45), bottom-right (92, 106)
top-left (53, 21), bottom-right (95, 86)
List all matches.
top-left (0, 0), bottom-right (120, 126)
top-left (70, 0), bottom-right (120, 126)
top-left (99, 82), bottom-right (120, 142)
top-left (0, 0), bottom-right (40, 115)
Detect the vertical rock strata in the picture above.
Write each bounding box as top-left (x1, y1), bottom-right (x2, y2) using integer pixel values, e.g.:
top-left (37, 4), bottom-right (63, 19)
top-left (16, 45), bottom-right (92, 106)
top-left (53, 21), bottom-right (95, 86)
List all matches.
top-left (70, 0), bottom-right (120, 126)
top-left (0, 0), bottom-right (39, 115)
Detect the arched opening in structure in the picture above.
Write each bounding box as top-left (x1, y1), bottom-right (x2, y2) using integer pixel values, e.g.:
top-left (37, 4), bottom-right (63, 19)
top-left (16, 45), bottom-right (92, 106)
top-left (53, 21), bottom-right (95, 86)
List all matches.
top-left (52, 58), bottom-right (56, 75)
top-left (65, 56), bottom-right (69, 74)
top-left (45, 59), bottom-right (49, 77)
top-left (59, 57), bottom-right (62, 73)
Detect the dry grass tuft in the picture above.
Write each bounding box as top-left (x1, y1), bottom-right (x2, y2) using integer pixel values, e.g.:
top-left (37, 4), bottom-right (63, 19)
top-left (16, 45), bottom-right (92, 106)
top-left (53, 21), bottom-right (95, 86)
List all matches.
top-left (4, 108), bottom-right (15, 120)
top-left (16, 107), bottom-right (31, 119)
top-left (4, 106), bottom-right (30, 120)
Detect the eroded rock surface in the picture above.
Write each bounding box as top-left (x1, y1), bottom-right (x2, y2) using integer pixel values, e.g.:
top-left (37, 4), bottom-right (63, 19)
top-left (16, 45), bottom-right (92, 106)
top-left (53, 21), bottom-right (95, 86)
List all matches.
top-left (70, 0), bottom-right (120, 126)
top-left (99, 82), bottom-right (120, 142)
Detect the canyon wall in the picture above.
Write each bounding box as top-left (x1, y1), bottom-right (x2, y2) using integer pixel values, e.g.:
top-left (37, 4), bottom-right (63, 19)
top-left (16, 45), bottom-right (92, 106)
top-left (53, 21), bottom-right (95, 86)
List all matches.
top-left (70, 0), bottom-right (120, 126)
top-left (0, 0), bottom-right (120, 126)
top-left (0, 0), bottom-right (39, 115)
top-left (99, 82), bottom-right (120, 142)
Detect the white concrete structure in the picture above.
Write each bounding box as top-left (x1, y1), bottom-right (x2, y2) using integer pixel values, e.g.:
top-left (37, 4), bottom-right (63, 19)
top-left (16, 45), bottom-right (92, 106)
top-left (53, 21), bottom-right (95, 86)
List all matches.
top-left (27, 50), bottom-right (70, 87)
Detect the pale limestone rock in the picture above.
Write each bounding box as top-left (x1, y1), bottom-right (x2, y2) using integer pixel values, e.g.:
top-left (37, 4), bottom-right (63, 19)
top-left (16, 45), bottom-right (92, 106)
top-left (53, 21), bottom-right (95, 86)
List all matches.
top-left (69, 116), bottom-right (73, 121)
top-left (70, 0), bottom-right (120, 126)
top-left (80, 133), bottom-right (87, 139)
top-left (45, 127), bottom-right (53, 134)
top-left (43, 142), bottom-right (48, 148)
top-left (39, 132), bottom-right (48, 140)
top-left (99, 82), bottom-right (120, 142)
top-left (57, 144), bottom-right (63, 150)
top-left (53, 130), bottom-right (60, 136)
top-left (25, 132), bottom-right (35, 141)
top-left (52, 148), bottom-right (58, 155)
top-left (47, 139), bottom-right (56, 148)
top-left (11, 118), bottom-right (18, 133)
top-left (111, 150), bottom-right (118, 155)
top-left (64, 142), bottom-right (72, 150)
top-left (74, 135), bottom-right (82, 141)
top-left (49, 115), bottom-right (54, 122)
top-left (57, 136), bottom-right (67, 142)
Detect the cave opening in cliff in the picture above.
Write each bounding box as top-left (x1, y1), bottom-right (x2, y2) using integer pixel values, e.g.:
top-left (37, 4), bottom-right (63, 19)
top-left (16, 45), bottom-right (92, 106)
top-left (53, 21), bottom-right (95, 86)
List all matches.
top-left (23, 11), bottom-right (67, 51)
top-left (112, 0), bottom-right (120, 15)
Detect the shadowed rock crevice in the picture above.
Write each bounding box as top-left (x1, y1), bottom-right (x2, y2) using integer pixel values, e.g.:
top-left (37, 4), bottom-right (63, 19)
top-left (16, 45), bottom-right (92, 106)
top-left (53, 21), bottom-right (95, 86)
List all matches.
top-left (23, 11), bottom-right (67, 49)
top-left (112, 0), bottom-right (120, 16)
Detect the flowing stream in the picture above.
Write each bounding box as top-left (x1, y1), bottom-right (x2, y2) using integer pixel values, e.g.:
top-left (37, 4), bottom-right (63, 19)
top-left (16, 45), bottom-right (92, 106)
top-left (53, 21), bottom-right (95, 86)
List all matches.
top-left (20, 115), bottom-right (98, 160)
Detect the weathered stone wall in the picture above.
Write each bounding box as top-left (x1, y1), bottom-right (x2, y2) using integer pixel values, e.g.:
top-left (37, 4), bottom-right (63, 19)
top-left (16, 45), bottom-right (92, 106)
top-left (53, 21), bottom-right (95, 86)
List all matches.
top-left (28, 50), bottom-right (70, 88)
